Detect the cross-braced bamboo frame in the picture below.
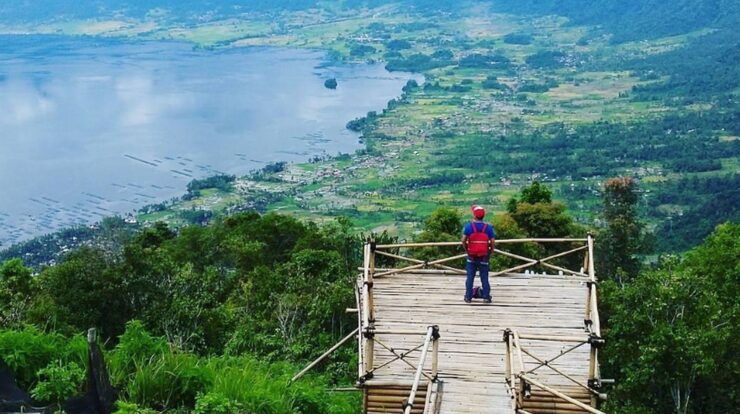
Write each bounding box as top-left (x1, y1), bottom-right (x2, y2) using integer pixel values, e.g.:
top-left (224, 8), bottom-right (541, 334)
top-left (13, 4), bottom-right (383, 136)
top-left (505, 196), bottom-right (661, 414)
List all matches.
top-left (504, 330), bottom-right (606, 414)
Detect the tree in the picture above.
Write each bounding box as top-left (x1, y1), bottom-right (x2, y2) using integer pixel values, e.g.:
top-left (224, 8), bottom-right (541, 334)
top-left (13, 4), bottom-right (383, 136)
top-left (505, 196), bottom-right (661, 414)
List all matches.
top-left (421, 206), bottom-right (462, 237)
top-left (32, 248), bottom-right (130, 337)
top-left (0, 258), bottom-right (34, 327)
top-left (598, 177), bottom-right (643, 283)
top-left (414, 207), bottom-right (463, 262)
top-left (324, 78), bottom-right (338, 89)
top-left (507, 181), bottom-right (552, 213)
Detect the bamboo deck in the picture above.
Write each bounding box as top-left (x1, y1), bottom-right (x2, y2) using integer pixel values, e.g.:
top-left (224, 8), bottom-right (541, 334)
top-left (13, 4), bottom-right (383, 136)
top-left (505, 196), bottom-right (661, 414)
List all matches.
top-left (362, 270), bottom-right (593, 413)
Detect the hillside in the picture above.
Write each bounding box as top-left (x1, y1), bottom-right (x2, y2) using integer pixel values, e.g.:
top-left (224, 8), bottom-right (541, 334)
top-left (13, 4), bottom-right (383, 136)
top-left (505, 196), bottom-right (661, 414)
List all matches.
top-left (2, 0), bottom-right (738, 266)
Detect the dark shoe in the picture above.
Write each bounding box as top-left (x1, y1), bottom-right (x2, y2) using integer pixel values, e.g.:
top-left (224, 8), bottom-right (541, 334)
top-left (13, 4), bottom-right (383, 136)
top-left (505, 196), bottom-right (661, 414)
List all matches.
top-left (464, 297), bottom-right (472, 303)
top-left (484, 297), bottom-right (492, 304)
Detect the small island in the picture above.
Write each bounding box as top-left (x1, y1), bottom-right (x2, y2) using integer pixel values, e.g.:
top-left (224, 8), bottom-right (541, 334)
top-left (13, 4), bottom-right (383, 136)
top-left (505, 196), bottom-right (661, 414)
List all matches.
top-left (324, 78), bottom-right (337, 89)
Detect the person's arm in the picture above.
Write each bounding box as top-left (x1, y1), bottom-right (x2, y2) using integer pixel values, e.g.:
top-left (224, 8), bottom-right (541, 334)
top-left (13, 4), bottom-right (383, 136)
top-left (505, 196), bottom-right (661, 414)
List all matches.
top-left (461, 223), bottom-right (470, 250)
top-left (488, 226), bottom-right (496, 254)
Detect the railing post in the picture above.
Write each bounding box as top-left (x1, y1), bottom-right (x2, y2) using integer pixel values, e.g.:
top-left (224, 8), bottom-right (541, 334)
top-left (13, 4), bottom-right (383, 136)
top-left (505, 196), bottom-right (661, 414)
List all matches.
top-left (431, 325), bottom-right (440, 381)
top-left (503, 329), bottom-right (517, 412)
top-left (362, 242), bottom-right (375, 381)
top-left (369, 239), bottom-right (376, 322)
top-left (583, 238), bottom-right (592, 326)
top-left (586, 233), bottom-right (601, 408)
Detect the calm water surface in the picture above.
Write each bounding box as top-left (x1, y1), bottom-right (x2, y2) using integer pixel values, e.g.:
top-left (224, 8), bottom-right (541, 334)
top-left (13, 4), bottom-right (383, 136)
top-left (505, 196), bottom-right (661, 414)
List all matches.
top-left (0, 35), bottom-right (418, 246)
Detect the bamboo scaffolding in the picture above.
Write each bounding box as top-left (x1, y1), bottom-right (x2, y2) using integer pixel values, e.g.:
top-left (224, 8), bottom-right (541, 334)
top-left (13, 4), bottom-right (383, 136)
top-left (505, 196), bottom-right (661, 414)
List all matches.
top-left (357, 236), bottom-right (605, 413)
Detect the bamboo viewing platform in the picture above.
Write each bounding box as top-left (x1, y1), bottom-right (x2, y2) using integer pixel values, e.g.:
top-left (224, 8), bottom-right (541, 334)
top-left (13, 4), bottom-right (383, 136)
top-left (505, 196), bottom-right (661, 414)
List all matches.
top-left (354, 236), bottom-right (606, 414)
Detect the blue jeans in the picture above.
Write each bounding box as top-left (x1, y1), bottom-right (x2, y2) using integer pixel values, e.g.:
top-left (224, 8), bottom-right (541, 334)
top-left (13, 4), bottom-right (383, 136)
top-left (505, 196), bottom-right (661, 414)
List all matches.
top-left (465, 255), bottom-right (491, 300)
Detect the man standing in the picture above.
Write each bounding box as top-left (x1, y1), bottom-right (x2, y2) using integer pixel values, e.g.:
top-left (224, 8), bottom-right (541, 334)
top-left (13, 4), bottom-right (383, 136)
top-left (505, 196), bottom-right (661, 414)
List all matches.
top-left (461, 205), bottom-right (495, 303)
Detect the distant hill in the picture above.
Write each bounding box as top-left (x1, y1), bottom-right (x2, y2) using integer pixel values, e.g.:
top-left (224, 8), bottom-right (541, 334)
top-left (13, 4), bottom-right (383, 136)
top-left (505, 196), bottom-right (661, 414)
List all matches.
top-left (491, 0), bottom-right (740, 42)
top-left (0, 1), bottom-right (390, 23)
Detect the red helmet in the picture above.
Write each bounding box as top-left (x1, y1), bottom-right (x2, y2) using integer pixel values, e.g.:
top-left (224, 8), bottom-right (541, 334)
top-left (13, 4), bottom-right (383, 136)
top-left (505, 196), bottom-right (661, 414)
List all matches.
top-left (471, 205), bottom-right (485, 219)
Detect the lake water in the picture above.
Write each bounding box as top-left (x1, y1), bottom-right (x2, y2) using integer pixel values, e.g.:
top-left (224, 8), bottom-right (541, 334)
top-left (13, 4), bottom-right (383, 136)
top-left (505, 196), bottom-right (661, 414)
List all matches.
top-left (0, 35), bottom-right (418, 246)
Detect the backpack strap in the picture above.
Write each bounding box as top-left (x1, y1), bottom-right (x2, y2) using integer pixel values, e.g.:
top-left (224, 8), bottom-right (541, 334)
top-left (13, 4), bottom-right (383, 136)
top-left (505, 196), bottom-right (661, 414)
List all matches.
top-left (470, 221), bottom-right (479, 234)
top-left (481, 223), bottom-right (488, 234)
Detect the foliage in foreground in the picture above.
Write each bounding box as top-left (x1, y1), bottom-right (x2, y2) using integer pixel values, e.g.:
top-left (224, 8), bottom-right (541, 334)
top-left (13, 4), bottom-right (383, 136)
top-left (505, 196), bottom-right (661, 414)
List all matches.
top-left (0, 322), bottom-right (359, 413)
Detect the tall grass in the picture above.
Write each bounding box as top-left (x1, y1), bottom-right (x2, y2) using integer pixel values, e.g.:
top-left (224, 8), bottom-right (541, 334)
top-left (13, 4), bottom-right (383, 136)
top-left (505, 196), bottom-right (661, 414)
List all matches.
top-left (1, 323), bottom-right (360, 413)
top-left (0, 325), bottom-right (86, 390)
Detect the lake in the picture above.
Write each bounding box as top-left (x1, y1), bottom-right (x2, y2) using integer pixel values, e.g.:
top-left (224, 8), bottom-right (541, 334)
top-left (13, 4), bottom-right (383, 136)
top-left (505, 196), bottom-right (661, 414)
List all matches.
top-left (0, 35), bottom-right (418, 246)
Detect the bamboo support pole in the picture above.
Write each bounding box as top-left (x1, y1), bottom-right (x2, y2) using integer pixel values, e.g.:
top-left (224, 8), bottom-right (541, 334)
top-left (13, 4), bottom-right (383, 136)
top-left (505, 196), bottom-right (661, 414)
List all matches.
top-left (374, 262), bottom-right (426, 277)
top-left (504, 332), bottom-right (517, 412)
top-left (431, 263), bottom-right (467, 274)
top-left (431, 335), bottom-right (439, 379)
top-left (586, 233), bottom-right (601, 408)
top-left (539, 244), bottom-right (588, 262)
top-left (540, 261), bottom-right (589, 278)
top-left (516, 333), bottom-right (589, 343)
top-left (369, 243), bottom-right (376, 322)
top-left (354, 286), bottom-right (364, 379)
top-left (428, 253), bottom-right (469, 265)
top-left (362, 243), bottom-right (374, 376)
top-left (374, 250), bottom-right (424, 264)
top-left (291, 327), bottom-right (359, 383)
top-left (519, 375), bottom-right (606, 414)
top-left (373, 253), bottom-right (467, 277)
top-left (490, 261), bottom-right (538, 278)
top-left (587, 234), bottom-right (596, 284)
top-left (513, 331), bottom-right (525, 374)
top-left (404, 327), bottom-right (434, 414)
top-left (493, 248), bottom-right (539, 263)
top-left (422, 380), bottom-right (434, 414)
top-left (372, 329), bottom-right (440, 336)
top-left (590, 288), bottom-right (601, 336)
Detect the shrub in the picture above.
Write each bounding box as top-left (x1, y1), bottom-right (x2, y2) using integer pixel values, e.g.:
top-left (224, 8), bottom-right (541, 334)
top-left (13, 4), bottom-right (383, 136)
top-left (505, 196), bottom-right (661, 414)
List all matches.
top-left (113, 401), bottom-right (158, 414)
top-left (194, 392), bottom-right (243, 414)
top-left (31, 360), bottom-right (85, 407)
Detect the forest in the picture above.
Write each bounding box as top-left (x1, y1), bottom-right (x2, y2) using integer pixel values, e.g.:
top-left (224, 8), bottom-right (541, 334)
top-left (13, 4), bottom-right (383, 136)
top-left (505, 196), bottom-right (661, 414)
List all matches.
top-left (1, 180), bottom-right (738, 413)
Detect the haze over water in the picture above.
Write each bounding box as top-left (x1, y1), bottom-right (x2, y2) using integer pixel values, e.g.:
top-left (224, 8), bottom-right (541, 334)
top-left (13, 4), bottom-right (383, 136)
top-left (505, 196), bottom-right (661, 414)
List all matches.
top-left (0, 35), bottom-right (418, 246)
